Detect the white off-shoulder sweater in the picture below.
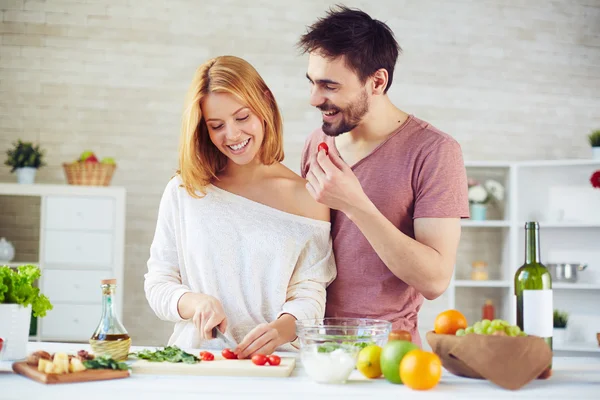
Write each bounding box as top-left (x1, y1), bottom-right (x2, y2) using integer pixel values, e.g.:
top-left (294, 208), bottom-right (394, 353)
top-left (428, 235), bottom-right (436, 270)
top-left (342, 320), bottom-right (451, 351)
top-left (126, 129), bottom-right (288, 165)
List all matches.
top-left (144, 176), bottom-right (337, 351)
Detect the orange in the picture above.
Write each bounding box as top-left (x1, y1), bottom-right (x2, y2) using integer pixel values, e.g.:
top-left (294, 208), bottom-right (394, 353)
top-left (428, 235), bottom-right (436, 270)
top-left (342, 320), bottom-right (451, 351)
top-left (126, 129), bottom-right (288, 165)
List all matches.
top-left (399, 349), bottom-right (442, 390)
top-left (434, 309), bottom-right (467, 335)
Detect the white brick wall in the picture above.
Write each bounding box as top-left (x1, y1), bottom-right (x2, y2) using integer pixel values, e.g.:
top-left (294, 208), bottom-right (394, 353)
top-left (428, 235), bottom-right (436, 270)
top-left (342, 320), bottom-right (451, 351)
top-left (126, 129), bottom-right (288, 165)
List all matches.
top-left (1, 0), bottom-right (599, 345)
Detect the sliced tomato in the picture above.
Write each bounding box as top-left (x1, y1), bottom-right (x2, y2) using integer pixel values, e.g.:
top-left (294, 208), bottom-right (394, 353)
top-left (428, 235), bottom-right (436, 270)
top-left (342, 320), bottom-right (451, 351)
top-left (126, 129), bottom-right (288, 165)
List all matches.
top-left (222, 348), bottom-right (237, 360)
top-left (200, 351), bottom-right (214, 361)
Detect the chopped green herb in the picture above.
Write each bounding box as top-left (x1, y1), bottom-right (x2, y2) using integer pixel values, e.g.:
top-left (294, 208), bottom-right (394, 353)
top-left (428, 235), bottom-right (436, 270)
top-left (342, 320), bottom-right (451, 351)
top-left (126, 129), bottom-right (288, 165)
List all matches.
top-left (131, 346), bottom-right (199, 364)
top-left (83, 355), bottom-right (129, 371)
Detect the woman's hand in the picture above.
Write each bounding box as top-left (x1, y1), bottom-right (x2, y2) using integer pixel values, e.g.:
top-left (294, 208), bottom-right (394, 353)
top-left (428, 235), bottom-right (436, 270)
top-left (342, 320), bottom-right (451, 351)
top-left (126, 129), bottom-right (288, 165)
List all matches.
top-left (178, 292), bottom-right (227, 340)
top-left (234, 314), bottom-right (296, 359)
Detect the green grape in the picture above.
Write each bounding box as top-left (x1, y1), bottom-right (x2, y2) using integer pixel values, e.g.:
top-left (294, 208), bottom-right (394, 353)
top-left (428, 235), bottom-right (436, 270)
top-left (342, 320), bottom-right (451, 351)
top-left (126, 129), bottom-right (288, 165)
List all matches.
top-left (481, 319), bottom-right (491, 330)
top-left (473, 322), bottom-right (482, 331)
top-left (456, 329), bottom-right (466, 337)
top-left (485, 326), bottom-right (495, 335)
top-left (507, 326), bottom-right (521, 337)
top-left (474, 327), bottom-right (484, 335)
top-left (491, 319), bottom-right (503, 329)
top-left (465, 326), bottom-right (474, 334)
top-left (519, 331), bottom-right (527, 337)
top-left (500, 320), bottom-right (510, 327)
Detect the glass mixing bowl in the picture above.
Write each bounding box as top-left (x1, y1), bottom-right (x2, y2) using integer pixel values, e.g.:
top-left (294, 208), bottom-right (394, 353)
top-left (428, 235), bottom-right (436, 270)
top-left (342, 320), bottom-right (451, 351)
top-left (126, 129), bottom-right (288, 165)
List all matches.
top-left (295, 318), bottom-right (392, 384)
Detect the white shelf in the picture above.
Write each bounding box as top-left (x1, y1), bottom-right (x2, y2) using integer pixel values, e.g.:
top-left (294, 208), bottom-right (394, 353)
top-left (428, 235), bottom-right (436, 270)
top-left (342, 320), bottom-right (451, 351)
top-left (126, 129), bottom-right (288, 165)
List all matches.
top-left (532, 222), bottom-right (600, 228)
top-left (553, 283), bottom-right (600, 290)
top-left (516, 159), bottom-right (600, 168)
top-left (2, 261), bottom-right (39, 267)
top-left (454, 280), bottom-right (511, 288)
top-left (554, 343), bottom-right (600, 352)
top-left (0, 182), bottom-right (125, 197)
top-left (462, 220), bottom-right (510, 227)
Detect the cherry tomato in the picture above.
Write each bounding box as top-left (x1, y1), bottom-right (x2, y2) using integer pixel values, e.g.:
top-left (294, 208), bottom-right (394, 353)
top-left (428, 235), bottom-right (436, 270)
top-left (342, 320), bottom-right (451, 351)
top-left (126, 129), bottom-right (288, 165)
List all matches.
top-left (251, 354), bottom-right (268, 366)
top-left (317, 142), bottom-right (329, 155)
top-left (388, 329), bottom-right (412, 342)
top-left (267, 355), bottom-right (281, 366)
top-left (222, 348), bottom-right (237, 360)
top-left (200, 351), bottom-right (214, 361)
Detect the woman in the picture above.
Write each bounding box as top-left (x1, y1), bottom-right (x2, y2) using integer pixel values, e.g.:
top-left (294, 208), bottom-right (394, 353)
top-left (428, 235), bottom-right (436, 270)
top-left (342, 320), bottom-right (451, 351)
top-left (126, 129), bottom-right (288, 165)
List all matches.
top-left (144, 55), bottom-right (336, 359)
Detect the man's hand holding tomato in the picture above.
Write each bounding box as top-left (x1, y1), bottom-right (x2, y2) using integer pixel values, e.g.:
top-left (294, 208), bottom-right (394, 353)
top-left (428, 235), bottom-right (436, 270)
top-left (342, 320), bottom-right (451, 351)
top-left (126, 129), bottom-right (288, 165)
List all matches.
top-left (305, 143), bottom-right (373, 218)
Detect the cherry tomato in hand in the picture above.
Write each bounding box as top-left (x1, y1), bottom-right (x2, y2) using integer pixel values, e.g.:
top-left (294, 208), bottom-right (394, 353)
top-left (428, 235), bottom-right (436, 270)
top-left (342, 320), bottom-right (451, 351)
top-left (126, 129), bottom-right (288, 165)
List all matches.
top-left (222, 348), bottom-right (237, 359)
top-left (251, 354), bottom-right (268, 366)
top-left (317, 142), bottom-right (329, 155)
top-left (267, 355), bottom-right (281, 366)
top-left (200, 351), bottom-right (214, 361)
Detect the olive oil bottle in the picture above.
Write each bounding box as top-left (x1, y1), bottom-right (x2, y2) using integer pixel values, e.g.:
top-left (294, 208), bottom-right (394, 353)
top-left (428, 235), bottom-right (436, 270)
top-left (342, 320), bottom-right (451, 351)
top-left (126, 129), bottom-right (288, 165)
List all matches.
top-left (89, 279), bottom-right (131, 361)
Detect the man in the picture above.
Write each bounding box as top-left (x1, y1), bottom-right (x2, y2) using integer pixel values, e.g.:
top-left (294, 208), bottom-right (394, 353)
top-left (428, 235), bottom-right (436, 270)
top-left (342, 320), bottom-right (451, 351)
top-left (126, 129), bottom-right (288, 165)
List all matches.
top-left (297, 5), bottom-right (469, 346)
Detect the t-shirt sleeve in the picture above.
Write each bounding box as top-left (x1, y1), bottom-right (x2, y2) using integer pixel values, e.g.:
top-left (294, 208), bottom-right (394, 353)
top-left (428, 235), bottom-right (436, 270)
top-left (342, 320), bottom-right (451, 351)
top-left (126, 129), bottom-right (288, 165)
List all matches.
top-left (413, 139), bottom-right (470, 219)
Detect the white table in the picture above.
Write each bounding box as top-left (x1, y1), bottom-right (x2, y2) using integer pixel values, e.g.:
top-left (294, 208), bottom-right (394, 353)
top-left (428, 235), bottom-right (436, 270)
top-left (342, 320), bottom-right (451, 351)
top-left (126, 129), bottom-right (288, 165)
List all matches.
top-left (1, 342), bottom-right (599, 399)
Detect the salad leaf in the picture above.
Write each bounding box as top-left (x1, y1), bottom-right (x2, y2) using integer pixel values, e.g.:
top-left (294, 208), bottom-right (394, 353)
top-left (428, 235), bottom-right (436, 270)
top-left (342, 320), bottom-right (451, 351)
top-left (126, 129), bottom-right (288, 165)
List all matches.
top-left (131, 346), bottom-right (199, 364)
top-left (0, 265), bottom-right (53, 317)
top-left (83, 355), bottom-right (129, 370)
top-left (317, 341), bottom-right (374, 353)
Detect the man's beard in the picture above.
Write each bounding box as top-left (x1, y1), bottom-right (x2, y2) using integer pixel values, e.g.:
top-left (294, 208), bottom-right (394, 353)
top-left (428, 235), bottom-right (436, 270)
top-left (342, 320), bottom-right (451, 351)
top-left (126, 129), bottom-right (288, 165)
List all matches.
top-left (319, 90), bottom-right (369, 137)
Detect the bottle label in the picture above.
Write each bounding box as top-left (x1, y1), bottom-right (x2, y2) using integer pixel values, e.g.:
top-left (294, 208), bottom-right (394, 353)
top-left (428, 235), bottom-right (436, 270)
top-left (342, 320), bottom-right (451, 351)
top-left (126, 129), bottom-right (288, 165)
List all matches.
top-left (523, 289), bottom-right (553, 337)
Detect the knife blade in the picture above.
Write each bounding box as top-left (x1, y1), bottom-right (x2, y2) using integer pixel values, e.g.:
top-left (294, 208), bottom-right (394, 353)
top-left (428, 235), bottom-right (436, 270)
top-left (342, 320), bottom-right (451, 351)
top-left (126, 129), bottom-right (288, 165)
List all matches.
top-left (212, 327), bottom-right (237, 349)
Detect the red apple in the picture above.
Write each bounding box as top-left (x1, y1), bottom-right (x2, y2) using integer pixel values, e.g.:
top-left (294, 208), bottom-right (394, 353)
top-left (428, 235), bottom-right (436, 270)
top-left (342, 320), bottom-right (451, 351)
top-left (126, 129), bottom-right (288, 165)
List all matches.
top-left (85, 154), bottom-right (99, 163)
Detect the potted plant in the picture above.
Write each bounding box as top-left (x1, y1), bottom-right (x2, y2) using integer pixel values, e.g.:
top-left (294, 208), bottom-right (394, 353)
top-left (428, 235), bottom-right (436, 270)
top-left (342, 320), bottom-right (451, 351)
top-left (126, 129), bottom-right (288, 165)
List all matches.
top-left (4, 140), bottom-right (45, 184)
top-left (467, 179), bottom-right (505, 221)
top-left (0, 264), bottom-right (53, 361)
top-left (553, 309), bottom-right (568, 345)
top-left (590, 130), bottom-right (600, 160)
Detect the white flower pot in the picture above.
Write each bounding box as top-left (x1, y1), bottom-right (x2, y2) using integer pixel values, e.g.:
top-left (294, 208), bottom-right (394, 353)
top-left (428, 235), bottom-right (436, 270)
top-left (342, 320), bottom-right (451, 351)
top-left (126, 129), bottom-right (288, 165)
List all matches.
top-left (0, 237), bottom-right (15, 262)
top-left (553, 327), bottom-right (567, 345)
top-left (592, 147), bottom-right (600, 160)
top-left (0, 304), bottom-right (32, 361)
top-left (15, 167), bottom-right (37, 184)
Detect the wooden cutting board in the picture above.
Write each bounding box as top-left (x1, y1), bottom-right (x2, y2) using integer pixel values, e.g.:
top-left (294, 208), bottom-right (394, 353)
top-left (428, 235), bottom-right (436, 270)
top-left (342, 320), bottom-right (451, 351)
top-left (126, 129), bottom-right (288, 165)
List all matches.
top-left (12, 362), bottom-right (130, 384)
top-left (131, 355), bottom-right (296, 378)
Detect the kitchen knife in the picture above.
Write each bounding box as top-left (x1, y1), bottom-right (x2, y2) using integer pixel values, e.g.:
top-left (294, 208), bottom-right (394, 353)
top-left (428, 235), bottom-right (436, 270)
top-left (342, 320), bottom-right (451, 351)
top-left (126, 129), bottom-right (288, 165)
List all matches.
top-left (212, 327), bottom-right (237, 349)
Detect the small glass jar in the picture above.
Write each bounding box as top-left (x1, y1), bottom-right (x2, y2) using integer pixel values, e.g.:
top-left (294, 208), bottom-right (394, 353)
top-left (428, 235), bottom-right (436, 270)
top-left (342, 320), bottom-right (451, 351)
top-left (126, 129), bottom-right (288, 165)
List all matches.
top-left (471, 261), bottom-right (489, 281)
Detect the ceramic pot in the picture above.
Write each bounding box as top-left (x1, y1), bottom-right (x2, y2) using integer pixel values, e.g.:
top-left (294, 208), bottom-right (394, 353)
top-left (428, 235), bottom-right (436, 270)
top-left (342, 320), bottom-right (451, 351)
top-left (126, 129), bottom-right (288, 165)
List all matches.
top-left (15, 167), bottom-right (36, 184)
top-left (470, 203), bottom-right (487, 221)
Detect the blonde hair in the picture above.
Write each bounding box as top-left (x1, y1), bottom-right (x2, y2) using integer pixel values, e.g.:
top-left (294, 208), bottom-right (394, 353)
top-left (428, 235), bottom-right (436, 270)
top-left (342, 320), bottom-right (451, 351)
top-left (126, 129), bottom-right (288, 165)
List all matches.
top-left (177, 55), bottom-right (284, 197)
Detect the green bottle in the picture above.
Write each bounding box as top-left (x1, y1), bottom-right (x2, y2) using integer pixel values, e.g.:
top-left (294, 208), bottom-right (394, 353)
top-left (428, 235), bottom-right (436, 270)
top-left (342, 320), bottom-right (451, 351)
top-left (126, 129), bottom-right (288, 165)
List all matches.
top-left (515, 222), bottom-right (553, 352)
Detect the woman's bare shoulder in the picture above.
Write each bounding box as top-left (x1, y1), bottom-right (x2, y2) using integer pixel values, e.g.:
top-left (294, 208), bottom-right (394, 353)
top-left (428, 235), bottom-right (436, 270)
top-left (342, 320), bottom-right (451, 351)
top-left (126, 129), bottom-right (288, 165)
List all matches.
top-left (271, 165), bottom-right (330, 223)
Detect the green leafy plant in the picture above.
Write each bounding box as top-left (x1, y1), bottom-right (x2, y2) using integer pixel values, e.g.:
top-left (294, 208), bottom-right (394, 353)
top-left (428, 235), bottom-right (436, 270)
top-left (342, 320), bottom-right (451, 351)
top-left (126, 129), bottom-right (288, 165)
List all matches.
top-left (589, 130), bottom-right (600, 147)
top-left (4, 140), bottom-right (45, 173)
top-left (131, 346), bottom-right (199, 364)
top-left (0, 265), bottom-right (53, 317)
top-left (553, 309), bottom-right (568, 328)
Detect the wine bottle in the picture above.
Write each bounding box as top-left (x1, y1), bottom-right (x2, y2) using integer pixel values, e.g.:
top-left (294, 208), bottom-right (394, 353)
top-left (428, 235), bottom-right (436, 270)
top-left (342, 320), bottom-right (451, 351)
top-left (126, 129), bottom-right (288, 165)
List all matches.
top-left (515, 222), bottom-right (553, 353)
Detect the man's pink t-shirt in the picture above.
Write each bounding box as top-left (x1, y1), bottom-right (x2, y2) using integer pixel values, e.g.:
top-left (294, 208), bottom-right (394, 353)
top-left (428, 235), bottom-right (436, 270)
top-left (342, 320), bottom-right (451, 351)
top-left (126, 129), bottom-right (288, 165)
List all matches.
top-left (300, 115), bottom-right (469, 346)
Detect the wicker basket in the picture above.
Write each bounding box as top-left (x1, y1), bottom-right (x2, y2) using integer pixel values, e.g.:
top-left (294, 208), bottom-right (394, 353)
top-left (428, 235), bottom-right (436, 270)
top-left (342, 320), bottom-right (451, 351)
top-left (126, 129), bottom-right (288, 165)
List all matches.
top-left (63, 162), bottom-right (116, 186)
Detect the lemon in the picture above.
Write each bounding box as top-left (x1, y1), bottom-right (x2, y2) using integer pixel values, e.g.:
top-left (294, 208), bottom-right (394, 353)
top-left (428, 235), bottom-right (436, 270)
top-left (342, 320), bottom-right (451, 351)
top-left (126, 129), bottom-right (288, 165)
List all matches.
top-left (356, 344), bottom-right (383, 379)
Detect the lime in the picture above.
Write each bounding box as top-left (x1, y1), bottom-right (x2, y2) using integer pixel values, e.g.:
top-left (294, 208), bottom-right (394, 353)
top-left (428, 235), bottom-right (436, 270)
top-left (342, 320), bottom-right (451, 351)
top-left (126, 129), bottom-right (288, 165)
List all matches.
top-left (380, 340), bottom-right (419, 384)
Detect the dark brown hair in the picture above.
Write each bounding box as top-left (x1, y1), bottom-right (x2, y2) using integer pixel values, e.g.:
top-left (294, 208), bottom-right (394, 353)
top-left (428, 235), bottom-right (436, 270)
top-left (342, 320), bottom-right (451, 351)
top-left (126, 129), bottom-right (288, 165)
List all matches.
top-left (297, 5), bottom-right (401, 93)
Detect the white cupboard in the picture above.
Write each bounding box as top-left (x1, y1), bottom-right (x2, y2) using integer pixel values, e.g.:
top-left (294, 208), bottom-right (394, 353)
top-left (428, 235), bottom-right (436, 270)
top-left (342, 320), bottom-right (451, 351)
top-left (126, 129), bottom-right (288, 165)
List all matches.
top-left (0, 183), bottom-right (125, 343)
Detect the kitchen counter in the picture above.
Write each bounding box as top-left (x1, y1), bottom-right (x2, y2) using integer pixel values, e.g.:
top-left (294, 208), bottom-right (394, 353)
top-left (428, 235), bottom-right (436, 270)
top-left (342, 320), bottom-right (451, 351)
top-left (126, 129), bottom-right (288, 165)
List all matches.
top-left (1, 342), bottom-right (599, 399)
